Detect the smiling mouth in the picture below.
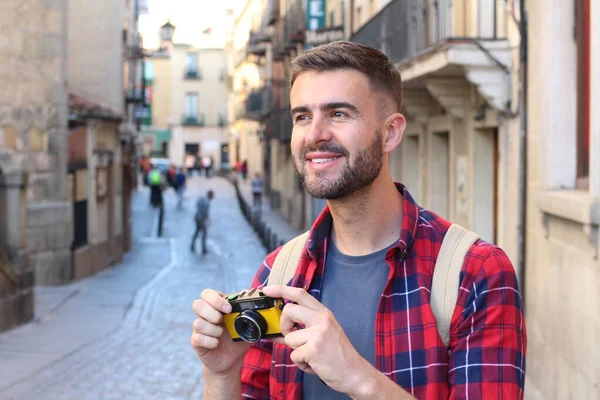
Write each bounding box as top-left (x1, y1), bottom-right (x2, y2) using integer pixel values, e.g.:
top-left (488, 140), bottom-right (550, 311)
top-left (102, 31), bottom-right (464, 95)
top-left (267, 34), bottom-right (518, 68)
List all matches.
top-left (309, 156), bottom-right (343, 164)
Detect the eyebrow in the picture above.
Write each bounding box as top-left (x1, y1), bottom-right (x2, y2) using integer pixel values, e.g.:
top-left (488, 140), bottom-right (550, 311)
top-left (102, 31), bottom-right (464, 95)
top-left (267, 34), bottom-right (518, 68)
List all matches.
top-left (290, 102), bottom-right (361, 116)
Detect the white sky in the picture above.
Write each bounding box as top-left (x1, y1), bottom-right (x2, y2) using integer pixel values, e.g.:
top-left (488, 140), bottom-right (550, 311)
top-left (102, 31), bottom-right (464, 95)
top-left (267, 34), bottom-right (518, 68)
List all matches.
top-left (138, 0), bottom-right (245, 49)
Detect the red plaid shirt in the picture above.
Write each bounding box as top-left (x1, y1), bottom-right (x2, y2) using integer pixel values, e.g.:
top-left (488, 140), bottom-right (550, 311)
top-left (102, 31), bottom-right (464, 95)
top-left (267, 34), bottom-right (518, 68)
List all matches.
top-left (241, 184), bottom-right (526, 399)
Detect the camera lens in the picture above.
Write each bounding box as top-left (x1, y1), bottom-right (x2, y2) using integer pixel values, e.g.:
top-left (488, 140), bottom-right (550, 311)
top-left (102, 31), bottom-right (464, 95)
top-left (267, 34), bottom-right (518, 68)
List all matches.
top-left (234, 310), bottom-right (268, 343)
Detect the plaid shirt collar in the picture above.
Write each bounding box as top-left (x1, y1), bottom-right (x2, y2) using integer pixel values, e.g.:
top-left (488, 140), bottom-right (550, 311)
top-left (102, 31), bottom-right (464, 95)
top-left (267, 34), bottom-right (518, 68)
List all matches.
top-left (304, 182), bottom-right (419, 263)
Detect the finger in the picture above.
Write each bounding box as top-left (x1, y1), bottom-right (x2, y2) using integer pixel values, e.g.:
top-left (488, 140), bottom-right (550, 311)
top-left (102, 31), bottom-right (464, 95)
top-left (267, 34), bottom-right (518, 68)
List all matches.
top-left (192, 299), bottom-right (223, 325)
top-left (261, 286), bottom-right (325, 311)
top-left (268, 336), bottom-right (287, 345)
top-left (290, 346), bottom-right (316, 375)
top-left (283, 328), bottom-right (312, 349)
top-left (200, 289), bottom-right (232, 313)
top-left (192, 317), bottom-right (224, 338)
top-left (281, 303), bottom-right (324, 333)
top-left (190, 332), bottom-right (219, 352)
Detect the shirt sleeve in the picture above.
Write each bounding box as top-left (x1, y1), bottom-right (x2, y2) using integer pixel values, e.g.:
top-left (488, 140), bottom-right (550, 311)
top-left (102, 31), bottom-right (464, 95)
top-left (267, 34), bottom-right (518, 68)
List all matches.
top-left (448, 245), bottom-right (527, 399)
top-left (240, 248), bottom-right (282, 399)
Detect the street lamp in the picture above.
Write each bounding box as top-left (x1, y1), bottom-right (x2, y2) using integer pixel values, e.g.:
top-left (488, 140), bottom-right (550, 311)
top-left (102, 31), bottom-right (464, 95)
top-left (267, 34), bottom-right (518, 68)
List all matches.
top-left (160, 20), bottom-right (175, 44)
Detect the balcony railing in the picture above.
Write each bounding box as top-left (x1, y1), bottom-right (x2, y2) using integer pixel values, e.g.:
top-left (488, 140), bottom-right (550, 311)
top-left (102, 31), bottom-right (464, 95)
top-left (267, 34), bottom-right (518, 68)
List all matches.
top-left (350, 0), bottom-right (500, 64)
top-left (264, 0), bottom-right (280, 26)
top-left (246, 86), bottom-right (273, 121)
top-left (184, 69), bottom-right (203, 80)
top-left (283, 0), bottom-right (305, 51)
top-left (182, 113), bottom-right (205, 126)
top-left (266, 107), bottom-right (292, 142)
top-left (247, 30), bottom-right (270, 57)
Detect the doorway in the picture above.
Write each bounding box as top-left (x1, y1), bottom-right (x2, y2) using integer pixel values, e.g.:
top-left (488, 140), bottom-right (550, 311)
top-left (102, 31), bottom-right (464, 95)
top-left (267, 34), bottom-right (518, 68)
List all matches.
top-left (431, 131), bottom-right (450, 218)
top-left (472, 128), bottom-right (499, 243)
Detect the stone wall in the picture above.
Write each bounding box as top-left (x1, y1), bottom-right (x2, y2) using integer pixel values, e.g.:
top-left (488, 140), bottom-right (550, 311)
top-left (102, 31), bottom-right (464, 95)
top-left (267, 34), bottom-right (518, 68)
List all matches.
top-left (0, 0), bottom-right (72, 287)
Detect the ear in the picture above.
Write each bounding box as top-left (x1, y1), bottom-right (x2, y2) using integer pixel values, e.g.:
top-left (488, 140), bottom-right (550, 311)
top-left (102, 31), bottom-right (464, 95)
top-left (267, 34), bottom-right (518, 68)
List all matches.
top-left (382, 113), bottom-right (406, 154)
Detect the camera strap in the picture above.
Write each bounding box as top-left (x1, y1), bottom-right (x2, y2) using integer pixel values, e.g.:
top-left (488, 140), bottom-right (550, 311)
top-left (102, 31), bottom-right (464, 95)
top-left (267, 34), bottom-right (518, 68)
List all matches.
top-left (268, 223), bottom-right (479, 353)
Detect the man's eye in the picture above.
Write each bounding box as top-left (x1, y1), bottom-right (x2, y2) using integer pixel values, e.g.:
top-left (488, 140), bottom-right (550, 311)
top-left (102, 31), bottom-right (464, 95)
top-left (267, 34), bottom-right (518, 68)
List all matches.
top-left (295, 115), bottom-right (309, 122)
top-left (332, 111), bottom-right (346, 118)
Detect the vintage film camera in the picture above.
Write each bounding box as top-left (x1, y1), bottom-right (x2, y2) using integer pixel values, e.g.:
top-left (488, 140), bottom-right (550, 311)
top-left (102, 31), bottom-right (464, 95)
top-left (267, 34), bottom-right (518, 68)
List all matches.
top-left (222, 288), bottom-right (284, 343)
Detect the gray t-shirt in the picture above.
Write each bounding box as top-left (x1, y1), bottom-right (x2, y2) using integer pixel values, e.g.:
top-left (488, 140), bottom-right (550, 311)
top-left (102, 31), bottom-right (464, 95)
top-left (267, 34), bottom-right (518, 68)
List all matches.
top-left (302, 240), bottom-right (394, 400)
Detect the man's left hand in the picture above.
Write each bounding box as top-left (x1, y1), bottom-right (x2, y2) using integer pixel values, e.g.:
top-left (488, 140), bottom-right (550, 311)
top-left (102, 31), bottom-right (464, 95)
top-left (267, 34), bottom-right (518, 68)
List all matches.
top-left (261, 285), bottom-right (376, 398)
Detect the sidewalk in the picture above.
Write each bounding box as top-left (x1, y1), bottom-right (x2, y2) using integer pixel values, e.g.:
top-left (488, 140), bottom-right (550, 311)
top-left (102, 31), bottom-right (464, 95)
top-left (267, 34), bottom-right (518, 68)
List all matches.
top-left (0, 177), bottom-right (265, 399)
top-left (0, 189), bottom-right (172, 396)
top-left (233, 178), bottom-right (302, 252)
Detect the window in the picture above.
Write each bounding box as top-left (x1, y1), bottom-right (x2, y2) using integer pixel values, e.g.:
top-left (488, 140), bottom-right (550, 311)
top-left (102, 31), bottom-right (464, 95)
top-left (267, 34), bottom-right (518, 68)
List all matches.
top-left (185, 93), bottom-right (198, 117)
top-left (185, 53), bottom-right (198, 74)
top-left (575, 0), bottom-right (590, 188)
top-left (329, 10), bottom-right (335, 26)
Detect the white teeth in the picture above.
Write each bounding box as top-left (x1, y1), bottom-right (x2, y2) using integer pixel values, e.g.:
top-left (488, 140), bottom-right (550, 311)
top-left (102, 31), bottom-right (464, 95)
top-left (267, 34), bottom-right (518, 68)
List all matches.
top-left (311, 157), bottom-right (340, 164)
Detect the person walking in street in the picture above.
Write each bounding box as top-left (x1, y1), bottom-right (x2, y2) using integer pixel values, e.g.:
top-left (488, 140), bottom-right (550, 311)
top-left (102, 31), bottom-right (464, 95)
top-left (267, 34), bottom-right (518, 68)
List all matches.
top-left (191, 190), bottom-right (214, 255)
top-left (147, 164), bottom-right (164, 208)
top-left (174, 167), bottom-right (187, 209)
top-left (251, 172), bottom-right (264, 209)
top-left (185, 152), bottom-right (195, 177)
top-left (191, 41), bottom-right (526, 399)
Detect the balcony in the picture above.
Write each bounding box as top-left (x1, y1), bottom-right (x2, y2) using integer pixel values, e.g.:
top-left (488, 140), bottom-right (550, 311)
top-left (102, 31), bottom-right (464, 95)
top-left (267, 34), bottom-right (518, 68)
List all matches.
top-left (218, 113), bottom-right (227, 127)
top-left (282, 0), bottom-right (305, 51)
top-left (350, 0), bottom-right (511, 112)
top-left (266, 107), bottom-right (292, 142)
top-left (245, 86), bottom-right (273, 121)
top-left (182, 114), bottom-right (205, 126)
top-left (184, 69), bottom-right (203, 80)
top-left (264, 0), bottom-right (280, 26)
top-left (247, 30), bottom-right (271, 57)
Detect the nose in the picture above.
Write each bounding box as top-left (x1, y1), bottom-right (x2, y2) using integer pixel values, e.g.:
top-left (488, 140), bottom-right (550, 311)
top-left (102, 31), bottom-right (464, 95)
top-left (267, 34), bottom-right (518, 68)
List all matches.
top-left (304, 114), bottom-right (332, 145)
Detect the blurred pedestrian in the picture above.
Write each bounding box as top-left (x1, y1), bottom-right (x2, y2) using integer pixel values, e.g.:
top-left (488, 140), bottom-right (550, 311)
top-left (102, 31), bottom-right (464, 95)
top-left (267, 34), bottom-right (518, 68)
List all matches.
top-left (251, 172), bottom-right (264, 208)
top-left (185, 152), bottom-right (195, 177)
top-left (147, 164), bottom-right (164, 208)
top-left (191, 190), bottom-right (214, 255)
top-left (175, 167), bottom-right (187, 209)
top-left (240, 160), bottom-right (248, 181)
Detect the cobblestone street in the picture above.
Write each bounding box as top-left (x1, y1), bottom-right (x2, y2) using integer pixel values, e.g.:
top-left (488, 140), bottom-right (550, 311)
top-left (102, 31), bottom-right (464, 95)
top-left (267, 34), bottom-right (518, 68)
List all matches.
top-left (0, 177), bottom-right (266, 400)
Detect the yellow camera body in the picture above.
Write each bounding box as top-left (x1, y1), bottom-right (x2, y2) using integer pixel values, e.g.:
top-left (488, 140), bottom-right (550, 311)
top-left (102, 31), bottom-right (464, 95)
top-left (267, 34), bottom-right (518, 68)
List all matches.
top-left (222, 288), bottom-right (284, 343)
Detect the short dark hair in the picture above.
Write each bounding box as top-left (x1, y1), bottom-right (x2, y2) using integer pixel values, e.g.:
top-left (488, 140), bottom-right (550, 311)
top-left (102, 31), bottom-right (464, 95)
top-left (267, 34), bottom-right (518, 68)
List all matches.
top-left (290, 41), bottom-right (403, 112)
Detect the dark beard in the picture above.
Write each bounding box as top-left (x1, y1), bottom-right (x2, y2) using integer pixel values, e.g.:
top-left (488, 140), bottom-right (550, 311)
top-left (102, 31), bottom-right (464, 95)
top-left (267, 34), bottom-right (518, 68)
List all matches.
top-left (294, 130), bottom-right (383, 200)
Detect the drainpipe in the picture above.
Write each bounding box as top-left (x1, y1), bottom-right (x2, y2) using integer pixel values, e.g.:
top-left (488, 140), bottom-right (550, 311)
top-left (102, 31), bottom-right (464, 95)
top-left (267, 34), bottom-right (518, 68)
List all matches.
top-left (517, 0), bottom-right (528, 297)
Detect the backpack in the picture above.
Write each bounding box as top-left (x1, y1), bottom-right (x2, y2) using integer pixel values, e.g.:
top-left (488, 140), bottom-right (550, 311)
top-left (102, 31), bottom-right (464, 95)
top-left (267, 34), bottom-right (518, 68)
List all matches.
top-left (149, 169), bottom-right (162, 186)
top-left (267, 223), bottom-right (480, 350)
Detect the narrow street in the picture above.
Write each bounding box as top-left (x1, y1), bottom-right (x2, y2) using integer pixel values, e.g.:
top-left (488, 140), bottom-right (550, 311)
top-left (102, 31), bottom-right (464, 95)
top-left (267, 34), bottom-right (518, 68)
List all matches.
top-left (0, 177), bottom-right (266, 400)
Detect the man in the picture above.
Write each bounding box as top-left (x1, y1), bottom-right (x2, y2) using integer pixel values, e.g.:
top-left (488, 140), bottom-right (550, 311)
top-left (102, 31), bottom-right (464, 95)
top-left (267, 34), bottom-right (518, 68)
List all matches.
top-left (147, 164), bottom-right (164, 208)
top-left (251, 172), bottom-right (264, 208)
top-left (174, 167), bottom-right (187, 209)
top-left (191, 190), bottom-right (214, 255)
top-left (191, 42), bottom-right (526, 399)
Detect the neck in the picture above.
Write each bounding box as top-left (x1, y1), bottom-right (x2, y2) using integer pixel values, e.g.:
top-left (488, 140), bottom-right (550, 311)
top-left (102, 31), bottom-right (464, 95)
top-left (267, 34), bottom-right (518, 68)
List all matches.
top-left (327, 169), bottom-right (403, 256)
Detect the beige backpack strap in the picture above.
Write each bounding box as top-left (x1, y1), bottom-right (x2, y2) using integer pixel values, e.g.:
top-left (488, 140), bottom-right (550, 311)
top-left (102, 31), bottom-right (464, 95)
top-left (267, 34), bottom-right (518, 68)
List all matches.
top-left (431, 223), bottom-right (480, 350)
top-left (267, 231), bottom-right (310, 286)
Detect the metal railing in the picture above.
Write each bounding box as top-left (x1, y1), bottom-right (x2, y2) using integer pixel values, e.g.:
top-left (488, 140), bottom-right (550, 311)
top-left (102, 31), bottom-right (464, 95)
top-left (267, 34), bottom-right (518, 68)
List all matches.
top-left (246, 86), bottom-right (273, 121)
top-left (264, 0), bottom-right (280, 26)
top-left (283, 0), bottom-right (305, 51)
top-left (247, 30), bottom-right (270, 57)
top-left (184, 69), bottom-right (202, 79)
top-left (266, 107), bottom-right (292, 142)
top-left (350, 0), bottom-right (500, 64)
top-left (182, 113), bottom-right (205, 126)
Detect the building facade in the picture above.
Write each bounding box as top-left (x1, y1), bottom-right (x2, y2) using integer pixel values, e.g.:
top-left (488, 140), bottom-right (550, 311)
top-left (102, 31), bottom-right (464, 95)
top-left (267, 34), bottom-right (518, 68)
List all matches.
top-left (524, 0), bottom-right (600, 397)
top-left (143, 43), bottom-right (229, 170)
top-left (66, 0), bottom-right (136, 279)
top-left (0, 0), bottom-right (70, 331)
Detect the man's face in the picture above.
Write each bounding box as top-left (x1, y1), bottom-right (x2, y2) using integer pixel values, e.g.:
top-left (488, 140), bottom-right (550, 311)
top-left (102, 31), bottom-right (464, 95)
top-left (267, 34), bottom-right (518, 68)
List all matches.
top-left (290, 69), bottom-right (384, 199)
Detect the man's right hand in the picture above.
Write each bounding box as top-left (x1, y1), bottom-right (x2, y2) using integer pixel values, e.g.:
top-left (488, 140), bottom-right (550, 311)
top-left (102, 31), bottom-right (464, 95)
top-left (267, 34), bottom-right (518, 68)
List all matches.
top-left (190, 289), bottom-right (253, 375)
